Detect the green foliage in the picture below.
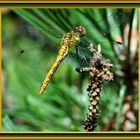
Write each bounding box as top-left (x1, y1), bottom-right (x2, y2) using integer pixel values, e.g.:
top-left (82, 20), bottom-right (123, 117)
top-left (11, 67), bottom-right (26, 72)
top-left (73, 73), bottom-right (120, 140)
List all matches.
top-left (2, 8), bottom-right (138, 131)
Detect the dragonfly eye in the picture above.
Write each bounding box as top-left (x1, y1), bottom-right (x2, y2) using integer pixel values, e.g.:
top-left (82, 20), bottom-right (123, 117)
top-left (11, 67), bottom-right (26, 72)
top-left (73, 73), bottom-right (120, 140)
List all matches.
top-left (74, 26), bottom-right (86, 37)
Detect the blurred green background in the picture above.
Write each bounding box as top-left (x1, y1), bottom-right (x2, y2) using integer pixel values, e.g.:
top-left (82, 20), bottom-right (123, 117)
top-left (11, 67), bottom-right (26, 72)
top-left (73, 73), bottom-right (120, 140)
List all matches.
top-left (2, 8), bottom-right (138, 131)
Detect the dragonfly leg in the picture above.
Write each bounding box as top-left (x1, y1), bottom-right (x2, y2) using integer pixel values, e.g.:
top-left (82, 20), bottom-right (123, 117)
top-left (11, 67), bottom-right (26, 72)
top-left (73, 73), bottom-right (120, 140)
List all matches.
top-left (75, 67), bottom-right (91, 73)
top-left (75, 45), bottom-right (79, 58)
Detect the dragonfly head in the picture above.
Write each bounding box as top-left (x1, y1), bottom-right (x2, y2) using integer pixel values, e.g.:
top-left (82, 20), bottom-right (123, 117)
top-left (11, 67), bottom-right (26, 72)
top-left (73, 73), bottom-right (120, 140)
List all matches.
top-left (74, 26), bottom-right (86, 37)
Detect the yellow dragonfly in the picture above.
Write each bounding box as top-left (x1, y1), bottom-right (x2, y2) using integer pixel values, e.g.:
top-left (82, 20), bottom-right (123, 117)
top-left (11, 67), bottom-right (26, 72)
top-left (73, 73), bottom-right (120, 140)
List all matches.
top-left (39, 26), bottom-right (86, 95)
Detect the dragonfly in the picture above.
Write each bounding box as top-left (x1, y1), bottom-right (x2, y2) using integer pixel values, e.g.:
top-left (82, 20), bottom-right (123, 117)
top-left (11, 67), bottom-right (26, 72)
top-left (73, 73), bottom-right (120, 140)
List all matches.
top-left (14, 9), bottom-right (126, 95)
top-left (39, 26), bottom-right (86, 95)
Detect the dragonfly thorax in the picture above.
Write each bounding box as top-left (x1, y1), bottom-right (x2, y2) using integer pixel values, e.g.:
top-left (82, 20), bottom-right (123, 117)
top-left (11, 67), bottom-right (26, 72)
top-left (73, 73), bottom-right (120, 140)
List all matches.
top-left (61, 26), bottom-right (86, 48)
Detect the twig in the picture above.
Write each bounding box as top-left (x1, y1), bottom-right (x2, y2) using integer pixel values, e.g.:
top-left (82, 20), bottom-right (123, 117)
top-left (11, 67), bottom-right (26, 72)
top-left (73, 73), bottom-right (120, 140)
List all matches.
top-left (76, 44), bottom-right (113, 131)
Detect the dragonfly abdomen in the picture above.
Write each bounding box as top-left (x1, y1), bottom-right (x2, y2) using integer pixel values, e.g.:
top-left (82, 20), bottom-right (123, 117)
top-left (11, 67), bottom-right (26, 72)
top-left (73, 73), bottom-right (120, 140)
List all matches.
top-left (39, 45), bottom-right (69, 95)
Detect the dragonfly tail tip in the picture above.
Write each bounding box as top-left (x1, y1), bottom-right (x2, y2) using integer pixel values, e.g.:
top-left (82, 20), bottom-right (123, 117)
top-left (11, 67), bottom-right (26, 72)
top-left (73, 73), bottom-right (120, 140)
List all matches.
top-left (38, 89), bottom-right (43, 96)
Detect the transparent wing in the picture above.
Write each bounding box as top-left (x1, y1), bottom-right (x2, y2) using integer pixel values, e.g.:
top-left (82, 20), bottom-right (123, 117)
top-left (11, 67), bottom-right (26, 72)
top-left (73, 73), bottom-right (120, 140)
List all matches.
top-left (12, 8), bottom-right (127, 46)
top-left (3, 29), bottom-right (61, 95)
top-left (12, 9), bottom-right (66, 44)
top-left (81, 9), bottom-right (125, 46)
